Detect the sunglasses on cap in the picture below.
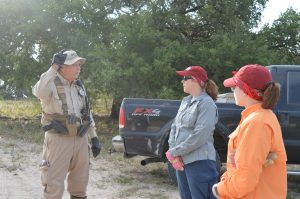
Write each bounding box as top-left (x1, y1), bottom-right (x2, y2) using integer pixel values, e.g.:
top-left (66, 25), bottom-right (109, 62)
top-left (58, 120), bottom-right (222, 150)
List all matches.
top-left (182, 76), bottom-right (193, 81)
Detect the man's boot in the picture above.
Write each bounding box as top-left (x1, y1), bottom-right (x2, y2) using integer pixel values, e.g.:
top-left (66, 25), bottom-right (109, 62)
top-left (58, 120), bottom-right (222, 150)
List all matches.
top-left (70, 195), bottom-right (87, 199)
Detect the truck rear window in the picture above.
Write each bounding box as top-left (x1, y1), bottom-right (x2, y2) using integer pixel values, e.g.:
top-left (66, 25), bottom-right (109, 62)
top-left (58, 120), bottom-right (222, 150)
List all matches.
top-left (287, 71), bottom-right (300, 105)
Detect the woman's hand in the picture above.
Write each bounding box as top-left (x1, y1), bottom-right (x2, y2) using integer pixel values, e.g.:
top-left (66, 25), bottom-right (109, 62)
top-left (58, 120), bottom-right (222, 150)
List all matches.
top-left (166, 151), bottom-right (184, 171)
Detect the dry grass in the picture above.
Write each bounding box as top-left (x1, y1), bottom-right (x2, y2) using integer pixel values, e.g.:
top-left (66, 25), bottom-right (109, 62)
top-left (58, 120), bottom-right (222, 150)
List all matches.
top-left (0, 99), bottom-right (40, 118)
top-left (0, 98), bottom-right (112, 118)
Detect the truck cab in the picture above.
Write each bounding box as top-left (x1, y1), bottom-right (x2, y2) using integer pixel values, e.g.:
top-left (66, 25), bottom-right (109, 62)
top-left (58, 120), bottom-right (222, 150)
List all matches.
top-left (271, 65), bottom-right (300, 163)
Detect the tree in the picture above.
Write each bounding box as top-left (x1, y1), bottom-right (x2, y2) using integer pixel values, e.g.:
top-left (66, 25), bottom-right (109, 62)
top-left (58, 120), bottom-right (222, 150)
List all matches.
top-left (98, 0), bottom-right (269, 117)
top-left (0, 0), bottom-right (114, 98)
top-left (260, 8), bottom-right (300, 64)
top-left (2, 0), bottom-right (300, 119)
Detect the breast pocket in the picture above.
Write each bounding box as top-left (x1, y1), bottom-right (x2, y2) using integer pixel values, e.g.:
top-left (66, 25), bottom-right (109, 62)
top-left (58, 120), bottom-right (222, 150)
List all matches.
top-left (182, 104), bottom-right (198, 127)
top-left (49, 92), bottom-right (63, 113)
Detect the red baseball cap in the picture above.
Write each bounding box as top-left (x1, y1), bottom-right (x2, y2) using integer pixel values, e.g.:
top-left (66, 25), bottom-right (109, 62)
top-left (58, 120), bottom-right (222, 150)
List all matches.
top-left (223, 64), bottom-right (272, 100)
top-left (176, 66), bottom-right (208, 85)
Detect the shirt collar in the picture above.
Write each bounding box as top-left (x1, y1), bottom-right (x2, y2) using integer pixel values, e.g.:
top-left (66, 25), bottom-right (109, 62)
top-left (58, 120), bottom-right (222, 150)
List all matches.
top-left (189, 91), bottom-right (208, 103)
top-left (57, 73), bottom-right (75, 86)
top-left (240, 103), bottom-right (263, 121)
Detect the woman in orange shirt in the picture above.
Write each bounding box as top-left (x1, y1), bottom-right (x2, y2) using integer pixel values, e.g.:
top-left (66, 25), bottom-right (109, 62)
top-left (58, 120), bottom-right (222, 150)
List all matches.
top-left (212, 64), bottom-right (287, 199)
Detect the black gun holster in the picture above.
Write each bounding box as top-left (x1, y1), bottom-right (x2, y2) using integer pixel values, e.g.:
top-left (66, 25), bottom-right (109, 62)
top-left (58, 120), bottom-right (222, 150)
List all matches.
top-left (42, 120), bottom-right (68, 135)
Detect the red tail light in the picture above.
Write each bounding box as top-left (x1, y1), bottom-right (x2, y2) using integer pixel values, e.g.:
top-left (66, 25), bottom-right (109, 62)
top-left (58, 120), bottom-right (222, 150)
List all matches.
top-left (119, 107), bottom-right (125, 128)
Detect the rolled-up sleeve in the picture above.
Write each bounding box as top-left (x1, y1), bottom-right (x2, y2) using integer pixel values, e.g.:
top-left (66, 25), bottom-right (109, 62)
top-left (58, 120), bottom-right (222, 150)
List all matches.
top-left (32, 67), bottom-right (57, 100)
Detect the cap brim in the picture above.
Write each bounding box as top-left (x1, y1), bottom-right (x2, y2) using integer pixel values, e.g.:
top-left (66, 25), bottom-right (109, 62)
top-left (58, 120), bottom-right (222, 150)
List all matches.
top-left (223, 77), bottom-right (236, 87)
top-left (176, 71), bottom-right (190, 76)
top-left (64, 57), bottom-right (86, 65)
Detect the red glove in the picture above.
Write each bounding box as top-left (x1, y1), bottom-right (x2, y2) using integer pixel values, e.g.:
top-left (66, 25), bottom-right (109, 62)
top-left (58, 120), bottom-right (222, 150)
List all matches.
top-left (166, 151), bottom-right (184, 171)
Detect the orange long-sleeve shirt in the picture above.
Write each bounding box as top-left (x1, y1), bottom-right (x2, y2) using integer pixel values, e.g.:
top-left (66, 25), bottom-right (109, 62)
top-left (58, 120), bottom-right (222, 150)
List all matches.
top-left (217, 103), bottom-right (287, 199)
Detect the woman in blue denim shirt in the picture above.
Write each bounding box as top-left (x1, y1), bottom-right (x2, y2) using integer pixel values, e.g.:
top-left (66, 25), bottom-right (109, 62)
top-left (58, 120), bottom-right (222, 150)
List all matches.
top-left (167, 66), bottom-right (219, 199)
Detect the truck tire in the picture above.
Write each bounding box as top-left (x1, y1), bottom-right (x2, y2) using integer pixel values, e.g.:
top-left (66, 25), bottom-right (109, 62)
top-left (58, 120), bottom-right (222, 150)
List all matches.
top-left (167, 161), bottom-right (177, 185)
top-left (166, 152), bottom-right (222, 185)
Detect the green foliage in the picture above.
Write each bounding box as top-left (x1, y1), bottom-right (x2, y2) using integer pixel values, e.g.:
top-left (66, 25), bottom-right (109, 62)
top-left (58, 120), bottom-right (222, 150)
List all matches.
top-left (0, 0), bottom-right (44, 97)
top-left (91, 97), bottom-right (113, 116)
top-left (260, 9), bottom-right (300, 64)
top-left (0, 0), bottom-right (299, 105)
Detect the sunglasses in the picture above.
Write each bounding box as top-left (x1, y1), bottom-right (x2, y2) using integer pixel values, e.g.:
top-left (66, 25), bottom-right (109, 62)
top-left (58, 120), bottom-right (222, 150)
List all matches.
top-left (182, 76), bottom-right (193, 81)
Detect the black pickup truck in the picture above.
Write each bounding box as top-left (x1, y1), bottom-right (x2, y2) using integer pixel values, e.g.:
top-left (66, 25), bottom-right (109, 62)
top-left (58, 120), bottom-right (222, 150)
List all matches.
top-left (113, 65), bottom-right (300, 182)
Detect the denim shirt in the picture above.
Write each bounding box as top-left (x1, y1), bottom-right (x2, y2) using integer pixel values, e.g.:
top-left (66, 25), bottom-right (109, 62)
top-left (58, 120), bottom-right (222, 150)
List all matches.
top-left (168, 92), bottom-right (218, 164)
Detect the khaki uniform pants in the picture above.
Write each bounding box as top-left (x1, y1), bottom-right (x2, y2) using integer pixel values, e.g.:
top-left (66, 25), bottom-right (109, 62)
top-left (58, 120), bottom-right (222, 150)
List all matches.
top-left (41, 132), bottom-right (90, 199)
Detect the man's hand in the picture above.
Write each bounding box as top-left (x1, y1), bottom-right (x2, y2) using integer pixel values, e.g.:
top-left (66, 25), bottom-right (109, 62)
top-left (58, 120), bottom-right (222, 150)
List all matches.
top-left (51, 50), bottom-right (66, 67)
top-left (91, 137), bottom-right (101, 158)
top-left (166, 151), bottom-right (184, 171)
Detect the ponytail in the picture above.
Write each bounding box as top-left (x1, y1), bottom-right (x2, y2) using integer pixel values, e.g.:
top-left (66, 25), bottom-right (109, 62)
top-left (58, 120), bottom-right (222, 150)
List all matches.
top-left (205, 79), bottom-right (219, 101)
top-left (262, 82), bottom-right (280, 109)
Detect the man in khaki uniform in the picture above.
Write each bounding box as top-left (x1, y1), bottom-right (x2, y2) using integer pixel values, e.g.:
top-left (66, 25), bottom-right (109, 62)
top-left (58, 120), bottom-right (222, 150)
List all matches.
top-left (32, 50), bottom-right (101, 199)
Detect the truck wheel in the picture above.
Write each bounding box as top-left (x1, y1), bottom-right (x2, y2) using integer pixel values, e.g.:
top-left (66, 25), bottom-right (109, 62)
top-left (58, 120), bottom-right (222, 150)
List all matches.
top-left (167, 162), bottom-right (177, 185)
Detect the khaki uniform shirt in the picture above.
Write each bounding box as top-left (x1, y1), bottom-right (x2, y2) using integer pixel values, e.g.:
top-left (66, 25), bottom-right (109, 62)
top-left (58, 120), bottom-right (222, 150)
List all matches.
top-left (32, 67), bottom-right (97, 138)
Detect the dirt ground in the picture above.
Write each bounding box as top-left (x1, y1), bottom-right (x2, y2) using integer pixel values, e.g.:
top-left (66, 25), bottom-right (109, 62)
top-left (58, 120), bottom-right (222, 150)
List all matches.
top-left (0, 134), bottom-right (299, 199)
top-left (0, 135), bottom-right (180, 199)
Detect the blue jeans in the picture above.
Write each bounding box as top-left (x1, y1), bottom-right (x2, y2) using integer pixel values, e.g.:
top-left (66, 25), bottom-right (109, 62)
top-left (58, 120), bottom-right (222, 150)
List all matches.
top-left (176, 160), bottom-right (218, 199)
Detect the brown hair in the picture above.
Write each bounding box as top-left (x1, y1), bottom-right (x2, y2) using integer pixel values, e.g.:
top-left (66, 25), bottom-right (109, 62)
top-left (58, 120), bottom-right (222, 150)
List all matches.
top-left (204, 79), bottom-right (219, 101)
top-left (262, 82), bottom-right (280, 109)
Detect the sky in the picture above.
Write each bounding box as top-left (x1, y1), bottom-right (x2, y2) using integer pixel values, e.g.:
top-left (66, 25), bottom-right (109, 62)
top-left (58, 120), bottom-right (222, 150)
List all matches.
top-left (259, 0), bottom-right (300, 28)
